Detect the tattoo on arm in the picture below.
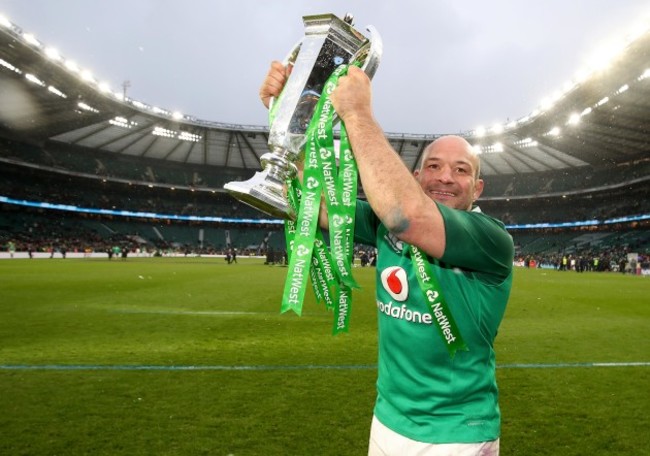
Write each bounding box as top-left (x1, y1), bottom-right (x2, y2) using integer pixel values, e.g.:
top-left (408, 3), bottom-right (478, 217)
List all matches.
top-left (384, 207), bottom-right (410, 235)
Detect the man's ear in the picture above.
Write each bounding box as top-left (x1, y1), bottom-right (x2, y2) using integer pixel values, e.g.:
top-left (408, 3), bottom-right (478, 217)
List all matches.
top-left (473, 179), bottom-right (485, 201)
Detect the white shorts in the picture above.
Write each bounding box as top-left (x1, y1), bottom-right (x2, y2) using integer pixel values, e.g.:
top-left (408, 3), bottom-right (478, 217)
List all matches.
top-left (368, 415), bottom-right (500, 456)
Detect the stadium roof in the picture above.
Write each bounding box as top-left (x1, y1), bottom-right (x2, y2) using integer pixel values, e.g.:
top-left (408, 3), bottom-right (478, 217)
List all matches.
top-left (0, 18), bottom-right (648, 177)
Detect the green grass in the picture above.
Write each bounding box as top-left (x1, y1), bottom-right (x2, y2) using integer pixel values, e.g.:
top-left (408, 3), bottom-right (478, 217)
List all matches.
top-left (0, 258), bottom-right (648, 455)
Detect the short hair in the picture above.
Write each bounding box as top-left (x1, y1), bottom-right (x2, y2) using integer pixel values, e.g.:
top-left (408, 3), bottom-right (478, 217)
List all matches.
top-left (417, 136), bottom-right (481, 180)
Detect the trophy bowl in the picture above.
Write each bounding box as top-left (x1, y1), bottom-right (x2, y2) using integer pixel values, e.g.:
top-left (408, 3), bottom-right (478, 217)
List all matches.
top-left (223, 13), bottom-right (382, 220)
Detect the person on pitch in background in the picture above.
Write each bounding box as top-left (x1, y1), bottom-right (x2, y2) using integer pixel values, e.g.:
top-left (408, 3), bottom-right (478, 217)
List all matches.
top-left (260, 61), bottom-right (514, 456)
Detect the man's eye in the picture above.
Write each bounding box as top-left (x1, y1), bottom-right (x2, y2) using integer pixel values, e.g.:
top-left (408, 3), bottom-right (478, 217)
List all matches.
top-left (456, 168), bottom-right (468, 174)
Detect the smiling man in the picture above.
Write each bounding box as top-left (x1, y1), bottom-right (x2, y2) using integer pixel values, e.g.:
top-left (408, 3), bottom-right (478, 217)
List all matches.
top-left (260, 63), bottom-right (514, 456)
top-left (414, 135), bottom-right (483, 212)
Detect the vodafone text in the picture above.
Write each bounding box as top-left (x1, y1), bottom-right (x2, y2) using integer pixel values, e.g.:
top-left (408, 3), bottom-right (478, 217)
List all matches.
top-left (376, 300), bottom-right (432, 325)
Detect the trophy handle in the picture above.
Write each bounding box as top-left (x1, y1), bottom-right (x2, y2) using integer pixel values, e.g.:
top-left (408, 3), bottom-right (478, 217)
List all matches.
top-left (353, 25), bottom-right (383, 80)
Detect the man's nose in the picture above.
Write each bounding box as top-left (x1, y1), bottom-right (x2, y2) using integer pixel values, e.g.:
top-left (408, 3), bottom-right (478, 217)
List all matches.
top-left (436, 166), bottom-right (454, 183)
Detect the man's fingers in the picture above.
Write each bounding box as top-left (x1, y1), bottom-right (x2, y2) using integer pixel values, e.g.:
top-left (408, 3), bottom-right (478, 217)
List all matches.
top-left (260, 61), bottom-right (289, 108)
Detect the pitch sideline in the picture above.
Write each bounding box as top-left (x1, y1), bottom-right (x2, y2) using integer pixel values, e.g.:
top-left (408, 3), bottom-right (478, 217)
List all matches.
top-left (0, 362), bottom-right (649, 371)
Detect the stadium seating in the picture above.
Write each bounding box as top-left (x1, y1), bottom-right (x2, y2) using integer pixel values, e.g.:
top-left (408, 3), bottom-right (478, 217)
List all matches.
top-left (0, 115), bottom-right (647, 261)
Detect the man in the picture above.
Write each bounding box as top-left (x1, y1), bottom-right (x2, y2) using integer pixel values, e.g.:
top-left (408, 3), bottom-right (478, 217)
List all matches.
top-left (261, 62), bottom-right (514, 456)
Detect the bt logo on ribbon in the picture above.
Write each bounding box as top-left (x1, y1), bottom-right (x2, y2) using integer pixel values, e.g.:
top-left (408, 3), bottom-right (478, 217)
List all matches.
top-left (380, 266), bottom-right (409, 302)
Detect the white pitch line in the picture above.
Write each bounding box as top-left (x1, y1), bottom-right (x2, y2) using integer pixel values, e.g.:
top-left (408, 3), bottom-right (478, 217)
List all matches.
top-left (113, 309), bottom-right (270, 316)
top-left (0, 362), bottom-right (649, 372)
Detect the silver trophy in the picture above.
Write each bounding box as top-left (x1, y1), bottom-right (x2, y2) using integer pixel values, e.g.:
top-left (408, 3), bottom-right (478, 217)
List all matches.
top-left (224, 13), bottom-right (382, 220)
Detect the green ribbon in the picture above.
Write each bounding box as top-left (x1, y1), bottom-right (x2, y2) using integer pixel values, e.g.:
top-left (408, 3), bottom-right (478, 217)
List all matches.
top-left (281, 129), bottom-right (323, 315)
top-left (409, 244), bottom-right (468, 358)
top-left (285, 177), bottom-right (335, 311)
top-left (280, 64), bottom-right (360, 331)
top-left (284, 177), bottom-right (300, 260)
top-left (330, 125), bottom-right (358, 334)
top-left (312, 233), bottom-right (337, 311)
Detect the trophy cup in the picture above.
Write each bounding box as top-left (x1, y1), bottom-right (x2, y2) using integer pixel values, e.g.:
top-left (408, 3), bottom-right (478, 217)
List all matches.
top-left (223, 13), bottom-right (382, 220)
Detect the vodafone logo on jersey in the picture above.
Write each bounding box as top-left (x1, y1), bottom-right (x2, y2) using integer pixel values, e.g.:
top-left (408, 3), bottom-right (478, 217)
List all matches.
top-left (380, 266), bottom-right (409, 302)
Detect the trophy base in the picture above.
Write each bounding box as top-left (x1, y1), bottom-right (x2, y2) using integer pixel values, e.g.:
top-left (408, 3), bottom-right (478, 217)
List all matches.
top-left (224, 168), bottom-right (296, 220)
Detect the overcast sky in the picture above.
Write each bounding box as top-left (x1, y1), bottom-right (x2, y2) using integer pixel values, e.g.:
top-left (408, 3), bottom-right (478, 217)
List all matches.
top-left (1, 0), bottom-right (648, 134)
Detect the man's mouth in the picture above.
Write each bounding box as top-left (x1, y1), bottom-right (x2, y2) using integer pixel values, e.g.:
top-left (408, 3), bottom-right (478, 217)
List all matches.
top-left (429, 190), bottom-right (456, 198)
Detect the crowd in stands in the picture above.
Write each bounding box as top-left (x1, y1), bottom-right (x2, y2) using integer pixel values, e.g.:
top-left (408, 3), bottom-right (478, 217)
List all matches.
top-left (1, 138), bottom-right (243, 190)
top-left (2, 138), bottom-right (649, 266)
top-left (479, 160), bottom-right (650, 198)
top-left (517, 244), bottom-right (648, 274)
top-left (0, 204), bottom-right (285, 258)
top-left (2, 161), bottom-right (648, 228)
top-left (3, 202), bottom-right (648, 272)
top-left (0, 162), bottom-right (262, 219)
top-left (3, 137), bottom-right (649, 200)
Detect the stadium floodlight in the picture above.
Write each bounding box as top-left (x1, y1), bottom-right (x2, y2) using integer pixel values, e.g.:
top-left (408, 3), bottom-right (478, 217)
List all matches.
top-left (98, 82), bottom-right (111, 93)
top-left (574, 68), bottom-right (591, 83)
top-left (540, 97), bottom-right (554, 111)
top-left (44, 47), bottom-right (61, 61)
top-left (109, 116), bottom-right (135, 128)
top-left (25, 73), bottom-right (45, 87)
top-left (596, 96), bottom-right (609, 107)
top-left (152, 126), bottom-right (175, 138)
top-left (587, 39), bottom-right (627, 72)
top-left (567, 113), bottom-right (580, 125)
top-left (626, 22), bottom-right (649, 43)
top-left (551, 90), bottom-right (563, 103)
top-left (81, 70), bottom-right (95, 83)
top-left (22, 33), bottom-right (41, 48)
top-left (0, 58), bottom-right (21, 74)
top-left (617, 84), bottom-right (629, 94)
top-left (491, 123), bottom-right (504, 134)
top-left (581, 107), bottom-right (592, 116)
top-left (474, 126), bottom-right (486, 137)
top-left (493, 142), bottom-right (504, 153)
top-left (65, 60), bottom-right (79, 73)
top-left (472, 145), bottom-right (482, 155)
top-left (515, 137), bottom-right (537, 148)
top-left (562, 80), bottom-right (576, 94)
top-left (0, 14), bottom-right (12, 28)
top-left (639, 69), bottom-right (650, 81)
top-left (77, 102), bottom-right (98, 113)
top-left (47, 86), bottom-right (67, 98)
top-left (548, 127), bottom-right (561, 136)
top-left (178, 131), bottom-right (201, 142)
top-left (172, 111), bottom-right (183, 120)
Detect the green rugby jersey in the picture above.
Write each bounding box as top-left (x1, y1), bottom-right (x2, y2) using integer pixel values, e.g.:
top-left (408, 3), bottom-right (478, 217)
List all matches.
top-left (354, 200), bottom-right (514, 443)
